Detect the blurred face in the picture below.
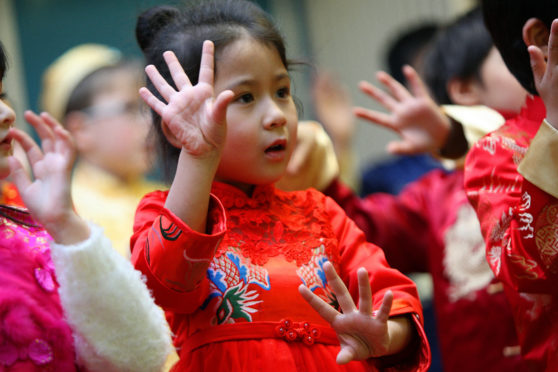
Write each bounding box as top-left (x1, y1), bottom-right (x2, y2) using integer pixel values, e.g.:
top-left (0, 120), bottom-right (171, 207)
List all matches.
top-left (213, 37), bottom-right (298, 193)
top-left (477, 47), bottom-right (528, 114)
top-left (81, 69), bottom-right (154, 181)
top-left (0, 80), bottom-right (15, 179)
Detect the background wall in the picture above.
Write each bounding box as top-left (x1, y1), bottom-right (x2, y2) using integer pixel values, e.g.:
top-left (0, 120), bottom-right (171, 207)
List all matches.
top-left (272, 0), bottom-right (475, 173)
top-left (4, 0), bottom-right (475, 171)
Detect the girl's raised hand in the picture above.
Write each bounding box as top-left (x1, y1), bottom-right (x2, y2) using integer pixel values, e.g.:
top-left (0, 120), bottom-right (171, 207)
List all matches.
top-left (9, 111), bottom-right (89, 245)
top-left (299, 261), bottom-right (403, 364)
top-left (529, 18), bottom-right (558, 130)
top-left (312, 71), bottom-right (355, 150)
top-left (140, 40), bottom-right (234, 157)
top-left (354, 65), bottom-right (451, 155)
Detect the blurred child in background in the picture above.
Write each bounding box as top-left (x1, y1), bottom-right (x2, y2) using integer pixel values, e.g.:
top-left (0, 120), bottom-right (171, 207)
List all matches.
top-left (40, 44), bottom-right (165, 257)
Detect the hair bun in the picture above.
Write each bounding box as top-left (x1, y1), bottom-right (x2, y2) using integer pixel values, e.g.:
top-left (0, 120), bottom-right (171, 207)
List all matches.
top-left (136, 5), bottom-right (180, 51)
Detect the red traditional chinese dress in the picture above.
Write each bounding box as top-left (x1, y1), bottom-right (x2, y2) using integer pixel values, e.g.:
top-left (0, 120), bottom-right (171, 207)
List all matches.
top-left (324, 171), bottom-right (527, 372)
top-left (464, 96), bottom-right (558, 371)
top-left (131, 181), bottom-right (430, 371)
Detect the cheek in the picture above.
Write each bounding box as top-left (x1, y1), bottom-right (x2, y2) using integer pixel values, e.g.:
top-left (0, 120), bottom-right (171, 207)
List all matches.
top-left (485, 73), bottom-right (527, 113)
top-left (224, 111), bottom-right (254, 146)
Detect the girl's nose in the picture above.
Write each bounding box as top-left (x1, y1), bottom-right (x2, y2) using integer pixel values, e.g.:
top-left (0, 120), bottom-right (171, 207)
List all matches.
top-left (263, 100), bottom-right (287, 129)
top-left (0, 100), bottom-right (15, 126)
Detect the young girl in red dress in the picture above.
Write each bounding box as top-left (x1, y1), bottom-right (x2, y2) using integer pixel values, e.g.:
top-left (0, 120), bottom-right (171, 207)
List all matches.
top-left (131, 1), bottom-right (430, 371)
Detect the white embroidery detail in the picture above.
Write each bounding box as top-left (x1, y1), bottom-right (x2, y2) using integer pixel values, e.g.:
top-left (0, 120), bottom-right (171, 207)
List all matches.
top-left (444, 203), bottom-right (494, 302)
top-left (488, 245), bottom-right (502, 276)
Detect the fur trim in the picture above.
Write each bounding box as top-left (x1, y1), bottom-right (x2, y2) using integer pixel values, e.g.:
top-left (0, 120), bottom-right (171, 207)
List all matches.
top-left (50, 222), bottom-right (172, 372)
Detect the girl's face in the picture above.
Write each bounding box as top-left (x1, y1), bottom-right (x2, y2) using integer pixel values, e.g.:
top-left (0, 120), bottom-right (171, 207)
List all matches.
top-left (78, 69), bottom-right (153, 181)
top-left (213, 37), bottom-right (297, 193)
top-left (0, 79), bottom-right (15, 179)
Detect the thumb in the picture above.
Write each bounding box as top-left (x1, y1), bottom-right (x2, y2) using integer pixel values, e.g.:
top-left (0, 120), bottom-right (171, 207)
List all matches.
top-left (336, 345), bottom-right (356, 364)
top-left (386, 140), bottom-right (421, 155)
top-left (212, 90), bottom-right (234, 126)
top-left (8, 156), bottom-right (31, 192)
top-left (528, 45), bottom-right (547, 90)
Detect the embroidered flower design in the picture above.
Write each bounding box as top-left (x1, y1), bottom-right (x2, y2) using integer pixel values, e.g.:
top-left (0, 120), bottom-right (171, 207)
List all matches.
top-left (213, 183), bottom-right (338, 266)
top-left (28, 339), bottom-right (53, 365)
top-left (206, 252), bottom-right (269, 325)
top-left (34, 267), bottom-right (55, 292)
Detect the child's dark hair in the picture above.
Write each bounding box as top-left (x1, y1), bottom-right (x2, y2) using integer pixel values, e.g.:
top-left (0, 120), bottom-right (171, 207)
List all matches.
top-left (482, 0), bottom-right (558, 95)
top-left (136, 0), bottom-right (289, 183)
top-left (422, 6), bottom-right (493, 104)
top-left (386, 22), bottom-right (439, 86)
top-left (0, 42), bottom-right (7, 80)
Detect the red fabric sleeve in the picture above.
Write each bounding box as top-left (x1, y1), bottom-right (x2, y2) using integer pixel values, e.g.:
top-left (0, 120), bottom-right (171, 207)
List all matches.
top-left (130, 190), bottom-right (227, 313)
top-left (323, 195), bottom-right (431, 371)
top-left (465, 132), bottom-right (558, 294)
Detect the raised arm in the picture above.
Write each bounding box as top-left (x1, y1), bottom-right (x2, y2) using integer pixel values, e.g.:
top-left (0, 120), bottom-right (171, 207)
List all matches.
top-left (8, 110), bottom-right (89, 244)
top-left (529, 19), bottom-right (558, 130)
top-left (312, 71), bottom-right (359, 188)
top-left (140, 40), bottom-right (234, 233)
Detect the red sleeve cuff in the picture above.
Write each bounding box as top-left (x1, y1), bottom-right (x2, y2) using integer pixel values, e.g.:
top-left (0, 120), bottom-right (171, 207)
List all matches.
top-left (140, 194), bottom-right (227, 312)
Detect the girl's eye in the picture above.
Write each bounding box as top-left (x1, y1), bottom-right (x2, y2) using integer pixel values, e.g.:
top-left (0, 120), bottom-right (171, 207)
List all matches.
top-left (237, 93), bottom-right (254, 103)
top-left (277, 87), bottom-right (290, 99)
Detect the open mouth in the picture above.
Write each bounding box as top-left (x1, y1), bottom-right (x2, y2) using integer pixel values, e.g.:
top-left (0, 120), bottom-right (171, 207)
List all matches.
top-left (265, 139), bottom-right (287, 153)
top-left (0, 137), bottom-right (12, 147)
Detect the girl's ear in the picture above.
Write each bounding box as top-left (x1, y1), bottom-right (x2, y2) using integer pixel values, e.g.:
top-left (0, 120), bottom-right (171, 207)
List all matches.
top-left (447, 78), bottom-right (482, 106)
top-left (523, 18), bottom-right (550, 57)
top-left (161, 122), bottom-right (183, 149)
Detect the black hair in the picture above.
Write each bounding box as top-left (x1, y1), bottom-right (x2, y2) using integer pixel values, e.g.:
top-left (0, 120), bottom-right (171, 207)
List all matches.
top-left (386, 22), bottom-right (439, 86)
top-left (64, 60), bottom-right (143, 118)
top-left (422, 6), bottom-right (493, 104)
top-left (482, 0), bottom-right (558, 95)
top-left (0, 42), bottom-right (7, 81)
top-left (136, 0), bottom-right (290, 182)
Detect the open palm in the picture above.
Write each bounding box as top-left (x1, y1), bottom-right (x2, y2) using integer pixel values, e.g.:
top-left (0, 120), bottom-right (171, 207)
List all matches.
top-left (9, 111), bottom-right (75, 229)
top-left (139, 41), bottom-right (234, 157)
top-left (354, 65), bottom-right (451, 155)
top-left (299, 261), bottom-right (394, 364)
top-left (529, 19), bottom-right (558, 130)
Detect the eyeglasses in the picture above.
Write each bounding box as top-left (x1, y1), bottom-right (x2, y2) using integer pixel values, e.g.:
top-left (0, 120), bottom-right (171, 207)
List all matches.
top-left (81, 100), bottom-right (148, 119)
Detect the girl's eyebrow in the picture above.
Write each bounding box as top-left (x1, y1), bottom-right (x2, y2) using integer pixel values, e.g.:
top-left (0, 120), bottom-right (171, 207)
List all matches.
top-left (224, 72), bottom-right (290, 90)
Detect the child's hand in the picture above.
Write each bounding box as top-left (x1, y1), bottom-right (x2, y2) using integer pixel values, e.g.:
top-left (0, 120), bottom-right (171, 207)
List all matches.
top-left (299, 261), bottom-right (398, 364)
top-left (276, 121), bottom-right (338, 191)
top-left (313, 71), bottom-right (355, 151)
top-left (354, 66), bottom-right (451, 155)
top-left (140, 40), bottom-right (234, 158)
top-left (9, 111), bottom-right (89, 244)
top-left (529, 19), bottom-right (558, 129)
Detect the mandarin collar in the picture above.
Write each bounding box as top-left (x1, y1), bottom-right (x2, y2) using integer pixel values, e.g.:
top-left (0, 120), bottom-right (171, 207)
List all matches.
top-left (211, 182), bottom-right (275, 209)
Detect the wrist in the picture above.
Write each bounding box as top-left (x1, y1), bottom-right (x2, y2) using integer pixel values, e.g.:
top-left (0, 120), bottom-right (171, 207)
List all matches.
top-left (44, 211), bottom-right (90, 245)
top-left (437, 114), bottom-right (469, 159)
top-left (385, 316), bottom-right (412, 356)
